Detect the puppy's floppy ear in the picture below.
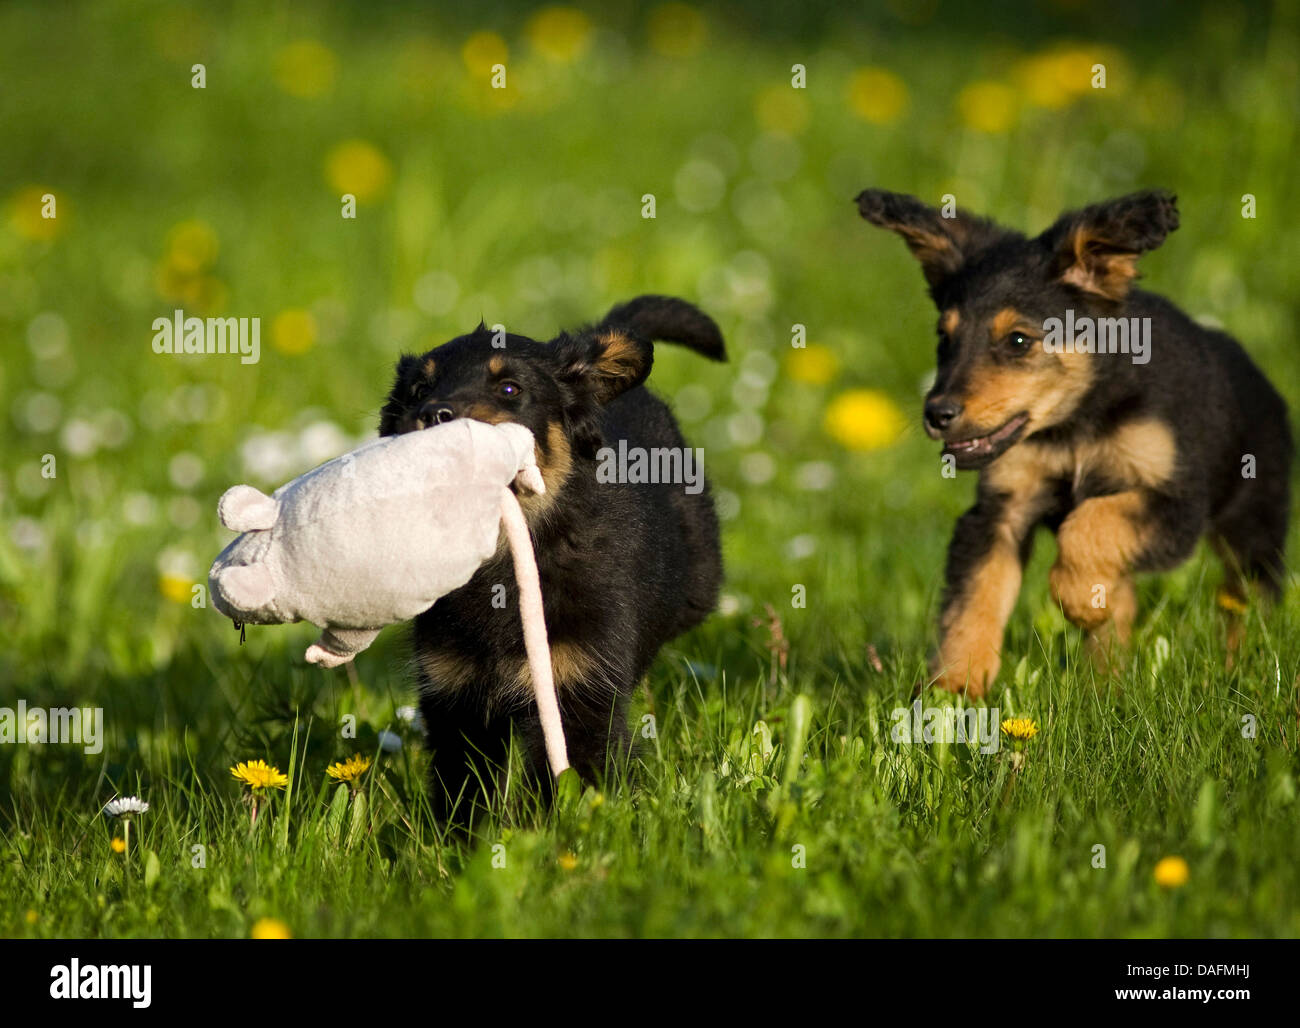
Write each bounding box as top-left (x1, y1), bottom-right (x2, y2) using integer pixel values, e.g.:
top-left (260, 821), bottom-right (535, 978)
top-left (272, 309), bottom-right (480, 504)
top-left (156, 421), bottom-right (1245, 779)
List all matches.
top-left (552, 329), bottom-right (653, 406)
top-left (1041, 189), bottom-right (1179, 303)
top-left (855, 189), bottom-right (1003, 289)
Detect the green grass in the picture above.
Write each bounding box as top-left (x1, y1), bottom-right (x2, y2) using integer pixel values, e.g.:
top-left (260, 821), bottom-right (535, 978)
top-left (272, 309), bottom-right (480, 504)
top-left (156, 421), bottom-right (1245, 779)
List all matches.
top-left (2, 1), bottom-right (1299, 938)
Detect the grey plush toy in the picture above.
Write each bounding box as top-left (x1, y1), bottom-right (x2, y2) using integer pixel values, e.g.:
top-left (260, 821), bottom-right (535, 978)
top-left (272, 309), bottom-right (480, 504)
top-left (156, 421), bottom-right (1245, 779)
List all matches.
top-left (208, 418), bottom-right (569, 776)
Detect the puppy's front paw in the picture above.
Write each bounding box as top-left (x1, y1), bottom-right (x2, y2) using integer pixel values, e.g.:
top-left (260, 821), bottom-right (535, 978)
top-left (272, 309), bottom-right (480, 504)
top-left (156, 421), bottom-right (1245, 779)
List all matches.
top-left (929, 645), bottom-right (999, 699)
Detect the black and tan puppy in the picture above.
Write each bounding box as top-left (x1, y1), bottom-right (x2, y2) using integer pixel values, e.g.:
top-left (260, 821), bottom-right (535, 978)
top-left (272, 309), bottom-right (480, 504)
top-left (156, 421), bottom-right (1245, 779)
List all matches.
top-left (379, 296), bottom-right (725, 820)
top-left (856, 188), bottom-right (1291, 696)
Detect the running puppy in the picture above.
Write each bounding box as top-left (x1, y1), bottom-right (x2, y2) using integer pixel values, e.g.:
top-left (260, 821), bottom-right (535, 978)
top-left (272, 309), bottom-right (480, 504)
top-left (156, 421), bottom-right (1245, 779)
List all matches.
top-left (379, 296), bottom-right (725, 820)
top-left (856, 188), bottom-right (1291, 696)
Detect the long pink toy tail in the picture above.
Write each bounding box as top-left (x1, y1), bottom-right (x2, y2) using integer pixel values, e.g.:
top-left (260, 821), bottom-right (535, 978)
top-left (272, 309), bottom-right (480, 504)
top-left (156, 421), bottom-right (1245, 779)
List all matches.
top-left (499, 487), bottom-right (570, 778)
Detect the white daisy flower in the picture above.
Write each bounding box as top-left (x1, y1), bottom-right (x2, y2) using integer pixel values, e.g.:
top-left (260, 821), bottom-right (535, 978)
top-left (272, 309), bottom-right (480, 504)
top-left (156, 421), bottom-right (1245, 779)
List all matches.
top-left (395, 705), bottom-right (424, 730)
top-left (103, 796), bottom-right (149, 818)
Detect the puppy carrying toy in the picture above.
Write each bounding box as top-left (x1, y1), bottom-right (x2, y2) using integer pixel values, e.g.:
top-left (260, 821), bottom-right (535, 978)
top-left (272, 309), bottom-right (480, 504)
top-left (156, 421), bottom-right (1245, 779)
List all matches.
top-left (379, 295), bottom-right (725, 819)
top-left (208, 418), bottom-right (570, 778)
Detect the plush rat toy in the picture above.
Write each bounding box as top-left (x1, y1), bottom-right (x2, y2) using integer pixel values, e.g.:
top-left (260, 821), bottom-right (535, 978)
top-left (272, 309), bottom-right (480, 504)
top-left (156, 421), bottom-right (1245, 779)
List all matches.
top-left (208, 418), bottom-right (569, 776)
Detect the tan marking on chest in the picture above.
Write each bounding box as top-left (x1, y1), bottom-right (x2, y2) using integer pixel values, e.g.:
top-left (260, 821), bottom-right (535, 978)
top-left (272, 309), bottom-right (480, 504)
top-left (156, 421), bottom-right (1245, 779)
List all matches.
top-left (987, 418), bottom-right (1175, 510)
top-left (1075, 418), bottom-right (1176, 488)
top-left (983, 442), bottom-right (1071, 535)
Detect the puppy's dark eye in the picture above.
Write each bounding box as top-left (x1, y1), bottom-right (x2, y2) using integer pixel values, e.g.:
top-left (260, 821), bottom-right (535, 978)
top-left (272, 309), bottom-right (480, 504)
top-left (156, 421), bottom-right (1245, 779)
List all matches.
top-left (1006, 332), bottom-right (1032, 352)
top-left (497, 380), bottom-right (522, 398)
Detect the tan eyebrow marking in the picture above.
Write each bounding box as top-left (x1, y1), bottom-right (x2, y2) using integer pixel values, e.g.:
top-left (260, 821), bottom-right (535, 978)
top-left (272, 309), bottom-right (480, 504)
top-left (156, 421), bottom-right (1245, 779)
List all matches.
top-left (991, 307), bottom-right (1028, 339)
top-left (941, 309), bottom-right (960, 334)
top-left (422, 357), bottom-right (437, 378)
top-left (488, 355), bottom-right (505, 375)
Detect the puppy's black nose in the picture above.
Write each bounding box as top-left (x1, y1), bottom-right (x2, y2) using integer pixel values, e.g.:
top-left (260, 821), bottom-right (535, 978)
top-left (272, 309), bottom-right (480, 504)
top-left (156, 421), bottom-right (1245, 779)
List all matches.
top-left (417, 403), bottom-right (457, 428)
top-left (924, 397), bottom-right (962, 433)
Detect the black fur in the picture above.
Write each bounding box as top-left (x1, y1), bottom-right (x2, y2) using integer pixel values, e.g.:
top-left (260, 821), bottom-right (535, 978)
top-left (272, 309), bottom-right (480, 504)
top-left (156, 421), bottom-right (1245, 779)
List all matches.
top-left (379, 295), bottom-right (725, 823)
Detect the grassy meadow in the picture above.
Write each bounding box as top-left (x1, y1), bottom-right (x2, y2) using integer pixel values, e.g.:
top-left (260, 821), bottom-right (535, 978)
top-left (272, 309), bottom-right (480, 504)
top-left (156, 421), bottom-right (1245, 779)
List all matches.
top-left (2, 1), bottom-right (1299, 938)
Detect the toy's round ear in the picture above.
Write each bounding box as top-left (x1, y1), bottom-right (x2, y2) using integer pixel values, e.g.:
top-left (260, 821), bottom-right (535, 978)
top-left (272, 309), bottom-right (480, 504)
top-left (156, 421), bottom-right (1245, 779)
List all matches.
top-left (212, 563), bottom-right (275, 614)
top-left (218, 485), bottom-right (279, 533)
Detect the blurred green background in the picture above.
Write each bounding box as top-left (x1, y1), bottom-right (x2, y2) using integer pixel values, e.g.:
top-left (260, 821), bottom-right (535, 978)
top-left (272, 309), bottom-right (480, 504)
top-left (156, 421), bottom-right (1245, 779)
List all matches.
top-left (2, 0), bottom-right (1298, 937)
top-left (4, 0), bottom-right (1296, 678)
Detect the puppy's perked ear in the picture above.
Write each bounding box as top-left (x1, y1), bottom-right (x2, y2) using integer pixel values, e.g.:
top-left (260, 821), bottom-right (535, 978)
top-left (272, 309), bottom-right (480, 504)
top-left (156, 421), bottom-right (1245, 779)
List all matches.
top-left (552, 329), bottom-right (654, 406)
top-left (1041, 189), bottom-right (1179, 302)
top-left (855, 189), bottom-right (1003, 289)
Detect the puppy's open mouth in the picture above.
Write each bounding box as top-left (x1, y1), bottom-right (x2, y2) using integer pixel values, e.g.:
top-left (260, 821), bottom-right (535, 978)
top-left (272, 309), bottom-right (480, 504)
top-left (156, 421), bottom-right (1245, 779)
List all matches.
top-left (943, 413), bottom-right (1028, 468)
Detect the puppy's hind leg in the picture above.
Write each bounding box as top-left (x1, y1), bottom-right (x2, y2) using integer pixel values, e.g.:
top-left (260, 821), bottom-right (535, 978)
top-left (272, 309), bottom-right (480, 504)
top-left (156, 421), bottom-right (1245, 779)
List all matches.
top-left (1212, 485), bottom-right (1290, 664)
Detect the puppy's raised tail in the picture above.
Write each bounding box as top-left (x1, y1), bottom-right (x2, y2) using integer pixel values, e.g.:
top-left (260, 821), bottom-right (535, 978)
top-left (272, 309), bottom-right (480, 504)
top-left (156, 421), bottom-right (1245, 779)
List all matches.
top-left (600, 295), bottom-right (727, 362)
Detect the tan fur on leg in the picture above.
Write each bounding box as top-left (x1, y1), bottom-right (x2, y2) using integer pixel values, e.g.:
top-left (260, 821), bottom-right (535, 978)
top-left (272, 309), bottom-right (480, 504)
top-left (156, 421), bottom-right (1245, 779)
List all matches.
top-left (934, 537), bottom-right (1022, 698)
top-left (1051, 491), bottom-right (1146, 665)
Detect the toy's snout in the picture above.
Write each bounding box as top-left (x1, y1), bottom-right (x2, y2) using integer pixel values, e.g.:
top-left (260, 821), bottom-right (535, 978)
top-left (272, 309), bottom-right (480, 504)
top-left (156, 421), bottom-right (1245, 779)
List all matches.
top-left (211, 563), bottom-right (276, 615)
top-left (515, 464), bottom-right (545, 496)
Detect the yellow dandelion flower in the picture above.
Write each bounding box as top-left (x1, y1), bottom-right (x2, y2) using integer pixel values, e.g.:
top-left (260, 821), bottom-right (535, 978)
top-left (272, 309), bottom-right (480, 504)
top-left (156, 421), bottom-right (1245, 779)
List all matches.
top-left (957, 80), bottom-right (1018, 133)
top-left (1014, 53), bottom-right (1073, 110)
top-left (274, 39), bottom-right (337, 98)
top-left (527, 7), bottom-right (593, 63)
top-left (1051, 47), bottom-right (1106, 97)
top-left (164, 219), bottom-right (219, 275)
top-left (847, 67), bottom-right (908, 125)
top-left (231, 760), bottom-right (289, 791)
top-left (271, 309), bottom-right (318, 356)
top-left (326, 753), bottom-right (373, 784)
top-left (250, 917), bottom-right (292, 939)
top-left (1015, 47), bottom-right (1105, 110)
top-left (158, 573), bottom-right (193, 604)
top-left (462, 31), bottom-right (509, 76)
top-left (7, 185), bottom-right (65, 241)
top-left (755, 84), bottom-right (809, 136)
top-left (557, 852), bottom-right (579, 871)
top-left (25, 909), bottom-right (39, 925)
top-left (1154, 855), bottom-right (1189, 889)
top-left (110, 837), bottom-right (127, 854)
top-left (786, 344), bottom-right (839, 386)
top-left (324, 140), bottom-right (392, 203)
top-left (154, 268), bottom-right (228, 315)
top-left (1000, 717), bottom-right (1039, 742)
top-left (648, 3), bottom-right (707, 58)
top-left (1216, 588), bottom-right (1248, 615)
top-left (824, 389), bottom-right (905, 451)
